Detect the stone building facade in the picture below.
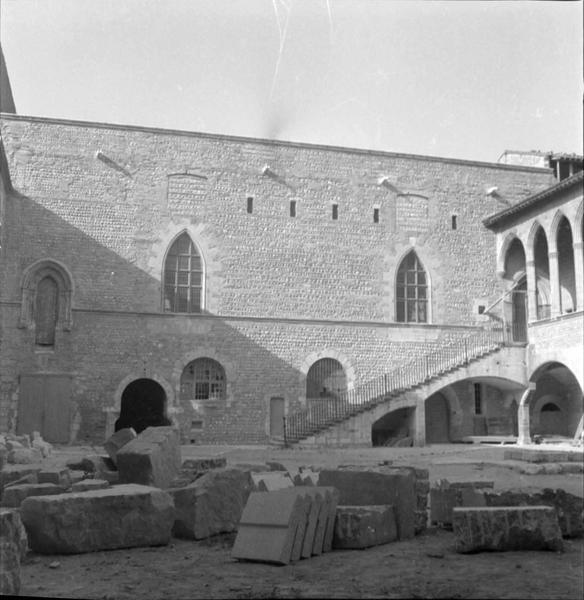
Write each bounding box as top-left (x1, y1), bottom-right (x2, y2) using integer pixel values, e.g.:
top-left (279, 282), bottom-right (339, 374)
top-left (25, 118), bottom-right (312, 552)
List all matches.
top-left (0, 102), bottom-right (581, 446)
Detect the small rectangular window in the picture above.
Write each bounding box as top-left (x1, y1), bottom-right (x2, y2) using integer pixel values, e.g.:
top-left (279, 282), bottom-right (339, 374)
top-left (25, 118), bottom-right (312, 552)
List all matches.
top-left (290, 200), bottom-right (296, 217)
top-left (451, 215), bottom-right (457, 230)
top-left (474, 383), bottom-right (482, 415)
top-left (478, 305), bottom-right (485, 315)
top-left (247, 197), bottom-right (253, 214)
top-left (332, 204), bottom-right (338, 220)
top-left (373, 208), bottom-right (379, 223)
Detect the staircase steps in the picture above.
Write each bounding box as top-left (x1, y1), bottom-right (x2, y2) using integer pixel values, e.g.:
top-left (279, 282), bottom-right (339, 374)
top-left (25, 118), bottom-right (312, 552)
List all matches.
top-left (283, 330), bottom-right (507, 446)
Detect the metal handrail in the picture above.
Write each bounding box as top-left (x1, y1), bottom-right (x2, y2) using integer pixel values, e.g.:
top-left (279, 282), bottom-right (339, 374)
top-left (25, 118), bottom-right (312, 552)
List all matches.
top-left (283, 323), bottom-right (508, 445)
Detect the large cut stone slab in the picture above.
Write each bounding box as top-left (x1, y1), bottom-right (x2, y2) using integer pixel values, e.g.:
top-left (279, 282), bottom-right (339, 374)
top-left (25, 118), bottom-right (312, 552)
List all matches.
top-left (104, 428), bottom-right (137, 466)
top-left (317, 469), bottom-right (415, 540)
top-left (117, 427), bottom-right (181, 489)
top-left (333, 505), bottom-right (398, 549)
top-left (483, 488), bottom-right (584, 538)
top-left (453, 506), bottom-right (564, 553)
top-left (20, 484), bottom-right (175, 554)
top-left (1, 483), bottom-right (65, 508)
top-left (71, 479), bottom-right (110, 492)
top-left (38, 468), bottom-right (72, 489)
top-left (0, 508), bottom-right (28, 595)
top-left (251, 471), bottom-right (294, 492)
top-left (0, 465), bottom-right (42, 498)
top-left (232, 491), bottom-right (306, 565)
top-left (170, 468), bottom-right (253, 540)
top-left (430, 480), bottom-right (493, 528)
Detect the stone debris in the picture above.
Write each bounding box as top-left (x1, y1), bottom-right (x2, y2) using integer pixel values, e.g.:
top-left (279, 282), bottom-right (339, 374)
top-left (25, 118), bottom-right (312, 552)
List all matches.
top-left (1, 483), bottom-right (65, 508)
top-left (318, 468), bottom-right (416, 540)
top-left (170, 468), bottom-right (253, 540)
top-left (70, 479), bottom-right (110, 492)
top-left (483, 488), bottom-right (584, 538)
top-left (169, 457), bottom-right (228, 488)
top-left (0, 465), bottom-right (42, 500)
top-left (20, 484), bottom-right (175, 554)
top-left (7, 447), bottom-right (42, 465)
top-left (333, 505), bottom-right (398, 549)
top-left (231, 490), bottom-right (307, 565)
top-left (38, 468), bottom-right (72, 489)
top-left (31, 432), bottom-right (53, 458)
top-left (251, 470), bottom-right (295, 492)
top-left (299, 488), bottom-right (324, 558)
top-left (504, 448), bottom-right (583, 463)
top-left (0, 508), bottom-right (26, 596)
top-left (430, 479), bottom-right (495, 528)
top-left (453, 506), bottom-right (564, 553)
top-left (232, 486), bottom-right (339, 565)
top-left (103, 427), bottom-right (137, 466)
top-left (117, 426), bottom-right (181, 489)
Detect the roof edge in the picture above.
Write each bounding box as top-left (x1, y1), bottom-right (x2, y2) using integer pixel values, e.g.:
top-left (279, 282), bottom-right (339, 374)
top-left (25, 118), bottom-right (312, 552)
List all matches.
top-left (0, 112), bottom-right (554, 174)
top-left (483, 171), bottom-right (584, 229)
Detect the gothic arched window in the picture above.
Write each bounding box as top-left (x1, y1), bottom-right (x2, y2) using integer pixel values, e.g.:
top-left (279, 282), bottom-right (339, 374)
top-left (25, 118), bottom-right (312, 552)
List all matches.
top-left (163, 232), bottom-right (203, 313)
top-left (35, 276), bottom-right (59, 346)
top-left (396, 251), bottom-right (428, 323)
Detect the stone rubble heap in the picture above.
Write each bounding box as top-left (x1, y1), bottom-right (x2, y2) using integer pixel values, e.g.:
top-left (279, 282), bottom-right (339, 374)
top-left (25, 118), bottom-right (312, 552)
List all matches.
top-left (1, 429), bottom-right (583, 593)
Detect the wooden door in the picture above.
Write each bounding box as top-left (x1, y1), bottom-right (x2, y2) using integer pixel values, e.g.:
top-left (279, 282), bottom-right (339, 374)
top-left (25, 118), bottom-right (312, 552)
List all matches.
top-left (17, 374), bottom-right (72, 443)
top-left (269, 397), bottom-right (285, 438)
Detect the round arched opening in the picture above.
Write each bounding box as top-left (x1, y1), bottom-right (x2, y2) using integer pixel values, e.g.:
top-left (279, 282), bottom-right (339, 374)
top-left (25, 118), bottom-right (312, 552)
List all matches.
top-left (371, 407), bottom-right (414, 447)
top-left (306, 358), bottom-right (347, 400)
top-left (115, 378), bottom-right (170, 433)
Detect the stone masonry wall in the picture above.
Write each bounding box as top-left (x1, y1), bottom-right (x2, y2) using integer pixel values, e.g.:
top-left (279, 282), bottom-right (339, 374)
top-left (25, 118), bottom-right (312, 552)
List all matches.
top-left (0, 115), bottom-right (555, 442)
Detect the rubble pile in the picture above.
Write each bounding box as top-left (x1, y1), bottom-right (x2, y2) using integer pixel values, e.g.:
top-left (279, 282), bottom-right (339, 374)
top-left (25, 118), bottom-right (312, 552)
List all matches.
top-left (1, 426), bottom-right (581, 595)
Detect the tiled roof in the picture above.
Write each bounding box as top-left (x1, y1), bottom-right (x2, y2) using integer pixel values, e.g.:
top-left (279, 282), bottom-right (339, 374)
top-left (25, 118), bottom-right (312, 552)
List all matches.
top-left (483, 171), bottom-right (584, 228)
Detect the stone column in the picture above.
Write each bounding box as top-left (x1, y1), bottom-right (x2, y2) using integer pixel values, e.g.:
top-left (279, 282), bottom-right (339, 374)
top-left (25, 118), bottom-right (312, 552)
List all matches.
top-left (517, 384), bottom-right (536, 445)
top-left (413, 398), bottom-right (426, 447)
top-left (573, 241), bottom-right (583, 312)
top-left (526, 259), bottom-right (538, 322)
top-left (548, 250), bottom-right (561, 317)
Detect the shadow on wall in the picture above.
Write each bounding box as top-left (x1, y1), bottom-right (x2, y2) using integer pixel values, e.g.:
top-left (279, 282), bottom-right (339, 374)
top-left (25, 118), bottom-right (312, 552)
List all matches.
top-left (3, 192), bottom-right (309, 444)
top-left (371, 407), bottom-right (414, 447)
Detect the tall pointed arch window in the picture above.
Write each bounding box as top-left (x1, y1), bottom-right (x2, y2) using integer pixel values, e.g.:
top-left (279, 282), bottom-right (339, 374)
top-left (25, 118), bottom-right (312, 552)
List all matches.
top-left (396, 251), bottom-right (428, 323)
top-left (35, 276), bottom-right (59, 346)
top-left (164, 233), bottom-right (203, 313)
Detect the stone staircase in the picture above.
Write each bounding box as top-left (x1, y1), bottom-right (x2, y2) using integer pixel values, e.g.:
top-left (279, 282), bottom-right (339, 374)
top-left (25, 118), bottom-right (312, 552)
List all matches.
top-left (282, 325), bottom-right (509, 447)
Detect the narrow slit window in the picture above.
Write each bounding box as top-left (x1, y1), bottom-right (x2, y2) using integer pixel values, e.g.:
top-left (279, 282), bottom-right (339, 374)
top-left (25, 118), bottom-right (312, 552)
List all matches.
top-left (451, 215), bottom-right (457, 230)
top-left (332, 204), bottom-right (338, 220)
top-left (247, 197), bottom-right (253, 214)
top-left (474, 383), bottom-right (482, 415)
top-left (290, 200), bottom-right (296, 217)
top-left (373, 208), bottom-right (380, 223)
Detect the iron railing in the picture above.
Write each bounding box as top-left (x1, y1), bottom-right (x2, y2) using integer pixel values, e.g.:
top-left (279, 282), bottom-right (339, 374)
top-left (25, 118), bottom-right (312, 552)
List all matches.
top-left (283, 323), bottom-right (509, 446)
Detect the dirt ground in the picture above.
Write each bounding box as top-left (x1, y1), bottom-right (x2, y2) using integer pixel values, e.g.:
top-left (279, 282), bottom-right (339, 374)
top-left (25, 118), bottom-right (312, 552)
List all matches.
top-left (19, 443), bottom-right (584, 600)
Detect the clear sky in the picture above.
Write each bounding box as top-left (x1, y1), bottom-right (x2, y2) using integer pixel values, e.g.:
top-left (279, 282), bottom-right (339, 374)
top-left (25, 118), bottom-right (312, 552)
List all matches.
top-left (1, 0), bottom-right (582, 162)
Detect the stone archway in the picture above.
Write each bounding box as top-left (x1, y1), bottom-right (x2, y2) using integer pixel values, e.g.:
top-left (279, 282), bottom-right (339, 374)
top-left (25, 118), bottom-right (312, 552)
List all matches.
top-left (519, 362), bottom-right (584, 443)
top-left (115, 378), bottom-right (171, 434)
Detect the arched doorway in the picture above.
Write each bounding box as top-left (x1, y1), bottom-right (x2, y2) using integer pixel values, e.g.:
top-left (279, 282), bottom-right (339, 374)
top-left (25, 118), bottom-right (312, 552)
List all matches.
top-left (306, 358), bottom-right (347, 419)
top-left (538, 402), bottom-right (565, 436)
top-left (527, 362), bottom-right (583, 440)
top-left (425, 392), bottom-right (450, 443)
top-left (371, 407), bottom-right (414, 446)
top-left (503, 238), bottom-right (527, 342)
top-left (115, 378), bottom-right (170, 433)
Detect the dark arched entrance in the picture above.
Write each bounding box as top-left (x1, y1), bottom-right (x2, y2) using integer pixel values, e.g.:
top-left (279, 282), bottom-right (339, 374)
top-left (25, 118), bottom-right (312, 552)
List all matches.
top-left (425, 392), bottom-right (450, 443)
top-left (115, 378), bottom-right (170, 433)
top-left (371, 407), bottom-right (414, 447)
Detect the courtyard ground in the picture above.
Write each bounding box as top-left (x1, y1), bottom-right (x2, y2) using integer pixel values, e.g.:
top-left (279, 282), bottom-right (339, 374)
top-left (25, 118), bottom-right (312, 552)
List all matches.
top-left (19, 442), bottom-right (584, 600)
